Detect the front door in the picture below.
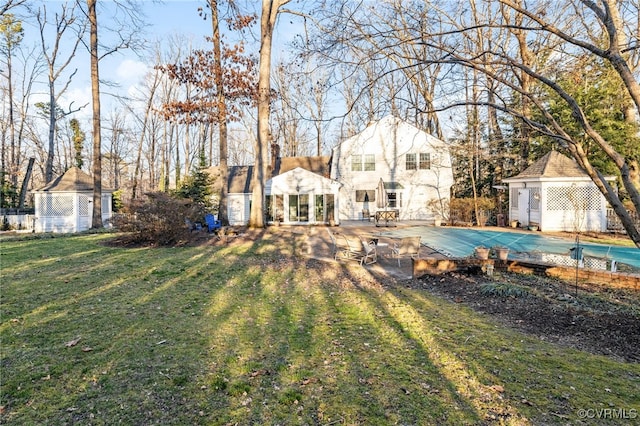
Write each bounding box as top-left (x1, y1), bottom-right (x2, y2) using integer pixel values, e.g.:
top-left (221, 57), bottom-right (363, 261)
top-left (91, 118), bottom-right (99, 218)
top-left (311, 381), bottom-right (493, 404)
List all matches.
top-left (518, 189), bottom-right (530, 226)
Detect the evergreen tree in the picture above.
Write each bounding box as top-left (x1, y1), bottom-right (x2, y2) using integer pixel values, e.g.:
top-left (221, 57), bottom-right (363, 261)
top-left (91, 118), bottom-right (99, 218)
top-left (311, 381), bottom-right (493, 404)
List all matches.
top-left (175, 151), bottom-right (214, 214)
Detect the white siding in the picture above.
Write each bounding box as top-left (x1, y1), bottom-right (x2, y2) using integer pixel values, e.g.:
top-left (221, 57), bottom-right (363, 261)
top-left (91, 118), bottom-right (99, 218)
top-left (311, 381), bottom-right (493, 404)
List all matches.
top-left (331, 116), bottom-right (453, 221)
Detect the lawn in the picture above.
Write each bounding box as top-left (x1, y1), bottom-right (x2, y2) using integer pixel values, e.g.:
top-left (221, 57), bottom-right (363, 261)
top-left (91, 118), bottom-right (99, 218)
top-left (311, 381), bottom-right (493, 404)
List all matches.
top-left (1, 231), bottom-right (638, 425)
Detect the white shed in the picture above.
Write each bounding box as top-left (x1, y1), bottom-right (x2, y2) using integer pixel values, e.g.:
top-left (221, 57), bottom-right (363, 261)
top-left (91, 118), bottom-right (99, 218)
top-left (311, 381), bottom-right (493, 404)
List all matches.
top-left (33, 167), bottom-right (113, 233)
top-left (503, 151), bottom-right (614, 232)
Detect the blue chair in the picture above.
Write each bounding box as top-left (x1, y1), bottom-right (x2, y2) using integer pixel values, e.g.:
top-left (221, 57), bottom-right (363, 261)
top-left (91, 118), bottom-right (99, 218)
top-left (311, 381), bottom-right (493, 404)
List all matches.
top-left (204, 213), bottom-right (221, 232)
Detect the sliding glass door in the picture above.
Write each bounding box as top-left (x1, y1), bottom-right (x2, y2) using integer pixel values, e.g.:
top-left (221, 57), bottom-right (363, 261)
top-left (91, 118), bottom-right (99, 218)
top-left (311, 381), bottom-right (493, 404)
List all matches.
top-left (289, 194), bottom-right (309, 222)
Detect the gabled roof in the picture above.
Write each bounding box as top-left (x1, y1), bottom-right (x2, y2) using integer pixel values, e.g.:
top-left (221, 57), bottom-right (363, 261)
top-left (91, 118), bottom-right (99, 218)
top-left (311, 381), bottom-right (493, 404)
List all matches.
top-left (507, 151), bottom-right (587, 179)
top-left (35, 167), bottom-right (112, 192)
top-left (207, 165), bottom-right (255, 194)
top-left (207, 155), bottom-right (331, 194)
top-left (274, 156), bottom-right (331, 177)
top-left (332, 115), bottom-right (447, 154)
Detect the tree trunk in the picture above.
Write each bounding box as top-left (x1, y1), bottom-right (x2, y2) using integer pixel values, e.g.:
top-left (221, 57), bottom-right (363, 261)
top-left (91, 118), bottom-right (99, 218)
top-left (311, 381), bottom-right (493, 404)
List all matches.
top-left (45, 74), bottom-right (56, 183)
top-left (251, 0), bottom-right (290, 228)
top-left (6, 43), bottom-right (17, 188)
top-left (209, 0), bottom-right (230, 225)
top-left (87, 0), bottom-right (102, 228)
top-left (131, 80), bottom-right (157, 200)
top-left (18, 157), bottom-right (34, 209)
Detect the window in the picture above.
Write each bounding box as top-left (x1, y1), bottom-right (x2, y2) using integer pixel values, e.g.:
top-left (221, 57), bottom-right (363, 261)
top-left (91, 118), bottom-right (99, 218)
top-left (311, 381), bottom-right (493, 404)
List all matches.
top-left (315, 194), bottom-right (335, 222)
top-left (364, 154), bottom-right (375, 171)
top-left (387, 192), bottom-right (402, 208)
top-left (266, 194), bottom-right (284, 222)
top-left (406, 153), bottom-right (416, 170)
top-left (351, 155), bottom-right (362, 171)
top-left (355, 190), bottom-right (376, 202)
top-left (315, 195), bottom-right (324, 222)
top-left (419, 153), bottom-right (431, 170)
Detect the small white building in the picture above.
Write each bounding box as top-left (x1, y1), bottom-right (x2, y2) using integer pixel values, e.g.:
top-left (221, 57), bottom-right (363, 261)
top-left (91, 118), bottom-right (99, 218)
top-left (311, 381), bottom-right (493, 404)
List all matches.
top-left (209, 156), bottom-right (340, 226)
top-left (503, 151), bottom-right (614, 232)
top-left (266, 167), bottom-right (340, 225)
top-left (33, 167), bottom-right (113, 233)
top-left (331, 115), bottom-right (454, 221)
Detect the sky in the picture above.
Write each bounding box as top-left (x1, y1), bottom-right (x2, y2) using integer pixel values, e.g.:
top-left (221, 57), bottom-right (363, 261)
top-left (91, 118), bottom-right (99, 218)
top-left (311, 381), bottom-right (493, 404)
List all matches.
top-left (18, 0), bottom-right (302, 121)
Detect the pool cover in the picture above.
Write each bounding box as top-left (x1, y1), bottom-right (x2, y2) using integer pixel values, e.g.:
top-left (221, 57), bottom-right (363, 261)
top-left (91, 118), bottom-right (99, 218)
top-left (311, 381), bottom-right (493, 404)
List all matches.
top-left (377, 227), bottom-right (640, 269)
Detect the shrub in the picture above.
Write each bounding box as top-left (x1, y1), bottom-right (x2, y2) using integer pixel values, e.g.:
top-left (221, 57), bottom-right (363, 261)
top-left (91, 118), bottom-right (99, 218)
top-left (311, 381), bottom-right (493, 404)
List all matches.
top-left (480, 281), bottom-right (530, 298)
top-left (450, 197), bottom-right (495, 225)
top-left (112, 192), bottom-right (201, 246)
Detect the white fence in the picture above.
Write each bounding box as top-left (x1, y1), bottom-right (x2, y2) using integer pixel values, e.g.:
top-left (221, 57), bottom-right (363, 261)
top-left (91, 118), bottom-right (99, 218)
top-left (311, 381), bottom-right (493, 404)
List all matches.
top-left (1, 210), bottom-right (36, 231)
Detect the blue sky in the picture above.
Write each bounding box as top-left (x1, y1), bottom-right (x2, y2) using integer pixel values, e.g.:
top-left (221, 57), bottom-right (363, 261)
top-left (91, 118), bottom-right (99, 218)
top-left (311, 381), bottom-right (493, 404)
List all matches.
top-left (20, 0), bottom-right (301, 120)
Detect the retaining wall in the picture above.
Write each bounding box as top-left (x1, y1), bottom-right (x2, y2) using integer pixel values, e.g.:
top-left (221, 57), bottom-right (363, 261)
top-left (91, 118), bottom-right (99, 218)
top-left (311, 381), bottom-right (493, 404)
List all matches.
top-left (412, 257), bottom-right (640, 291)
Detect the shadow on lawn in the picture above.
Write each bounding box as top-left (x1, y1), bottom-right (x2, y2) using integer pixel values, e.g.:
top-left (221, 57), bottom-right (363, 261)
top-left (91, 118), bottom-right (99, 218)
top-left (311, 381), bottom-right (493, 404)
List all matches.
top-left (5, 231), bottom-right (635, 424)
top-left (172, 230), bottom-right (497, 424)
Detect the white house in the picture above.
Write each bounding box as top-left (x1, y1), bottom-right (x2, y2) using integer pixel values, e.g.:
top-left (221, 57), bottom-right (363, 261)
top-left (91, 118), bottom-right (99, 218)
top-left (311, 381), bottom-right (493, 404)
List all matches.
top-left (503, 151), bottom-right (614, 232)
top-left (331, 115), bottom-right (454, 221)
top-left (33, 167), bottom-right (113, 233)
top-left (210, 116), bottom-right (453, 225)
top-left (209, 156), bottom-right (340, 226)
top-left (266, 167), bottom-right (341, 225)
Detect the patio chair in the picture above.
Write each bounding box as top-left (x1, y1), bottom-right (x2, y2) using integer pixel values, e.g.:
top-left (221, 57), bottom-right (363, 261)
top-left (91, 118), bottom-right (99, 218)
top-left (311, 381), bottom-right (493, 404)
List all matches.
top-left (391, 236), bottom-right (421, 267)
top-left (204, 213), bottom-right (222, 233)
top-left (335, 234), bottom-right (377, 265)
top-left (359, 236), bottom-right (378, 265)
top-left (326, 228), bottom-right (340, 259)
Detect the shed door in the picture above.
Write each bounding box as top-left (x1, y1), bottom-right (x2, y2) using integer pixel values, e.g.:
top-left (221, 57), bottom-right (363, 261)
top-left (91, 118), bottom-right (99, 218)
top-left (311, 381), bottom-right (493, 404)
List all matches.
top-left (229, 197), bottom-right (245, 225)
top-left (518, 189), bottom-right (530, 226)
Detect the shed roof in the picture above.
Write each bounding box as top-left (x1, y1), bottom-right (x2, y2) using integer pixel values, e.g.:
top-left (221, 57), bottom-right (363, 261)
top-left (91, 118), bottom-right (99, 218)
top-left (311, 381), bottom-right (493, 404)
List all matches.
top-left (35, 167), bottom-right (112, 192)
top-left (507, 151), bottom-right (587, 179)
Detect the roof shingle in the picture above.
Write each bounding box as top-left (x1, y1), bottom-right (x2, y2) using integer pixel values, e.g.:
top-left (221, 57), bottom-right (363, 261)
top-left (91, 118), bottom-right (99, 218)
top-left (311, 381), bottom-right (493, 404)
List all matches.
top-left (511, 151), bottom-right (587, 178)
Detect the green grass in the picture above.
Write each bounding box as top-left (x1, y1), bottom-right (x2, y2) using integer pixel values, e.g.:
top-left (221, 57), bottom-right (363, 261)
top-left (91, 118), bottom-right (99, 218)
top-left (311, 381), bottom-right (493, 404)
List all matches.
top-left (1, 233), bottom-right (639, 425)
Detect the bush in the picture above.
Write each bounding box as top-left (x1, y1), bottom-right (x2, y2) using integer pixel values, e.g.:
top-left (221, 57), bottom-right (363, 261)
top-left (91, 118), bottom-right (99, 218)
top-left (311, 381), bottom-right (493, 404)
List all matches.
top-left (450, 197), bottom-right (495, 225)
top-left (112, 192), bottom-right (201, 246)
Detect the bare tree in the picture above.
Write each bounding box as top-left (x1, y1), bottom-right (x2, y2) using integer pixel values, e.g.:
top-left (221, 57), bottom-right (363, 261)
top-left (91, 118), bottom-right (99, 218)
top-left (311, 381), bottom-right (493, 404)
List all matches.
top-left (0, 13), bottom-right (24, 193)
top-left (249, 0), bottom-right (290, 228)
top-left (86, 0), bottom-right (103, 227)
top-left (36, 2), bottom-right (88, 183)
top-left (81, 0), bottom-right (145, 228)
top-left (1, 0), bottom-right (28, 16)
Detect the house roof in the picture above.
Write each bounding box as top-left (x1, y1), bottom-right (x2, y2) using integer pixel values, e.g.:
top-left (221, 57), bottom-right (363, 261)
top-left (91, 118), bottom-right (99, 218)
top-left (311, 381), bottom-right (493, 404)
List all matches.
top-left (274, 156), bottom-right (331, 177)
top-left (332, 115), bottom-right (448, 155)
top-left (507, 151), bottom-right (588, 179)
top-left (206, 165), bottom-right (255, 194)
top-left (35, 167), bottom-right (112, 192)
top-left (207, 155), bottom-right (331, 194)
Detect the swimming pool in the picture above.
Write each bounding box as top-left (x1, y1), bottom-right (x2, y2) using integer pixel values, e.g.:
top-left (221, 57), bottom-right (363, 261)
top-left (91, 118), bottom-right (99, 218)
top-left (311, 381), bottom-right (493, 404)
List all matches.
top-left (376, 227), bottom-right (640, 269)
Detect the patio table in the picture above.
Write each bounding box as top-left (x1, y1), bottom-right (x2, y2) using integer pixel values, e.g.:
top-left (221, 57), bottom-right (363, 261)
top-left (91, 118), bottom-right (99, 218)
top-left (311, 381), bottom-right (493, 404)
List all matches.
top-left (375, 210), bottom-right (398, 227)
